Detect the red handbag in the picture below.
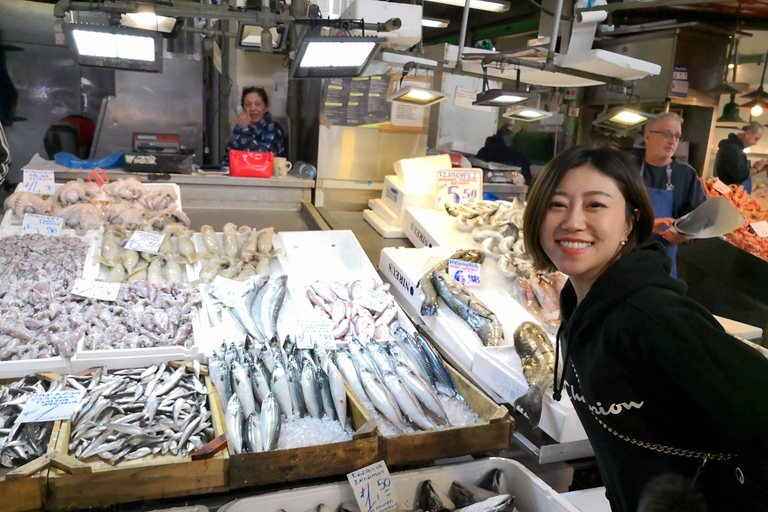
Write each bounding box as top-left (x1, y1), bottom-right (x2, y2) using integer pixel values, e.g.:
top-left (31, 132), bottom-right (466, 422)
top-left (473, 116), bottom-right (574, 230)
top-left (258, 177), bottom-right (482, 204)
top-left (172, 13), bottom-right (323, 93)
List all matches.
top-left (229, 150), bottom-right (274, 178)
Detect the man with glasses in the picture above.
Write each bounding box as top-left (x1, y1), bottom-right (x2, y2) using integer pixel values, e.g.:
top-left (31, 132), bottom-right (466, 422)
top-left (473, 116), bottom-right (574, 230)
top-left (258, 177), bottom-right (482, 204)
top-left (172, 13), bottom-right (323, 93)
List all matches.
top-left (714, 121), bottom-right (767, 194)
top-left (638, 112), bottom-right (707, 277)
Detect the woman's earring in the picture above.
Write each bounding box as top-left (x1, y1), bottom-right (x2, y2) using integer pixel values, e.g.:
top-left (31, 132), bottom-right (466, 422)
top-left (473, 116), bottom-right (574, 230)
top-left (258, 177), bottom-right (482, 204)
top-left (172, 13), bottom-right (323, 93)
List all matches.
top-left (620, 240), bottom-right (627, 246)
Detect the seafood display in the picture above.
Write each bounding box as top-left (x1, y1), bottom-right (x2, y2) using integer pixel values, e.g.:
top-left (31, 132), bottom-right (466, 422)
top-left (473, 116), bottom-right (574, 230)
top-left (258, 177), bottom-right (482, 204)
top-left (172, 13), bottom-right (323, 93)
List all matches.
top-left (511, 322), bottom-right (555, 429)
top-left (197, 224), bottom-right (281, 283)
top-left (306, 278), bottom-right (401, 343)
top-left (210, 338), bottom-right (352, 453)
top-left (0, 376), bottom-right (57, 468)
top-left (67, 364), bottom-right (214, 464)
top-left (3, 178), bottom-right (187, 234)
top-left (335, 329), bottom-right (481, 436)
top-left (0, 234), bottom-right (88, 288)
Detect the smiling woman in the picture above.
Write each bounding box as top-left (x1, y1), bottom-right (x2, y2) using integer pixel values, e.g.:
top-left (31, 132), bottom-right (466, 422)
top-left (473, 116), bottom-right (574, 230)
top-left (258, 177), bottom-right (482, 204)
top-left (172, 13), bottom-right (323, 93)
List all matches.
top-left (521, 145), bottom-right (768, 512)
top-left (222, 86), bottom-right (287, 165)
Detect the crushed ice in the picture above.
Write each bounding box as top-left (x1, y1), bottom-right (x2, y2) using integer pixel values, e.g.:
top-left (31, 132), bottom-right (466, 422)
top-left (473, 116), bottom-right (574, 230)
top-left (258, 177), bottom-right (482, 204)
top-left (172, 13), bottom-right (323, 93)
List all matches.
top-left (371, 395), bottom-right (483, 438)
top-left (276, 414), bottom-right (354, 450)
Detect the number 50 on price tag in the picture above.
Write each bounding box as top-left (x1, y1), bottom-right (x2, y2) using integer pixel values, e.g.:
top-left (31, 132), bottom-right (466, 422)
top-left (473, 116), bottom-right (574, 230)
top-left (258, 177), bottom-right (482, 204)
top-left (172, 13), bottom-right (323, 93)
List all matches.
top-left (347, 461), bottom-right (399, 512)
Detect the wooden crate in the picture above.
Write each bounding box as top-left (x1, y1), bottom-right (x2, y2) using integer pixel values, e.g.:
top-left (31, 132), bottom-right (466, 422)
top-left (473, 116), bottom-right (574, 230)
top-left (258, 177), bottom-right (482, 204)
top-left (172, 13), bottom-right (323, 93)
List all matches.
top-left (228, 385), bottom-right (380, 490)
top-left (379, 365), bottom-right (514, 467)
top-left (46, 377), bottom-right (229, 510)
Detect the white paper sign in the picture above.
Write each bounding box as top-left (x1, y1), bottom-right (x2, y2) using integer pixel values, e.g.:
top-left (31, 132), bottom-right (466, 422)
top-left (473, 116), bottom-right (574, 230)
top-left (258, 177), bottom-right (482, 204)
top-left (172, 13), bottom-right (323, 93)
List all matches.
top-left (390, 102), bottom-right (425, 128)
top-left (347, 461), bottom-right (399, 512)
top-left (124, 231), bottom-right (165, 254)
top-left (453, 86), bottom-right (492, 112)
top-left (21, 213), bottom-right (63, 236)
top-left (448, 259), bottom-right (482, 288)
top-left (712, 179), bottom-right (732, 196)
top-left (436, 169), bottom-right (483, 209)
top-left (295, 319), bottom-right (335, 349)
top-left (71, 279), bottom-right (121, 301)
top-left (21, 170), bottom-right (56, 195)
top-left (357, 289), bottom-right (391, 312)
top-left (750, 221), bottom-right (768, 237)
top-left (16, 390), bottom-right (86, 423)
top-left (210, 275), bottom-right (248, 308)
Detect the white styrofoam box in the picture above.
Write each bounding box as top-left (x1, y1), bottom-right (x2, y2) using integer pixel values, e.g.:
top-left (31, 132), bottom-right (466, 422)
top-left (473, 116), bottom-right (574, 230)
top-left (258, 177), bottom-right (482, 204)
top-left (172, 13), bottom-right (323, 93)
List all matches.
top-left (714, 315), bottom-right (763, 341)
top-left (219, 457), bottom-right (580, 512)
top-left (562, 487), bottom-right (611, 512)
top-left (403, 206), bottom-right (483, 249)
top-left (0, 356), bottom-right (72, 380)
top-left (393, 154), bottom-right (452, 193)
top-left (380, 175), bottom-right (437, 223)
top-left (369, 197), bottom-right (398, 226)
top-left (1, 209), bottom-right (107, 241)
top-left (472, 347), bottom-right (587, 443)
top-left (341, 0), bottom-right (422, 50)
top-left (363, 209), bottom-right (404, 238)
top-left (558, 49), bottom-right (661, 81)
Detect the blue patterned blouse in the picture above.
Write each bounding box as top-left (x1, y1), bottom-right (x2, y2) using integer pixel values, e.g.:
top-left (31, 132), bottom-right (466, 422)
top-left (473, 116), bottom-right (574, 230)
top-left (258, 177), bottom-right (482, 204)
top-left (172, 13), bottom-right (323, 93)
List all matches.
top-left (223, 112), bottom-right (286, 163)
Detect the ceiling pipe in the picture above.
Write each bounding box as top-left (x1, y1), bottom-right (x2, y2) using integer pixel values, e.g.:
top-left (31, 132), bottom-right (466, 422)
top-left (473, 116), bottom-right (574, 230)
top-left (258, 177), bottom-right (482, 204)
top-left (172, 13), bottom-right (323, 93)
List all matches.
top-left (546, 0), bottom-right (564, 64)
top-left (456, 0), bottom-right (472, 69)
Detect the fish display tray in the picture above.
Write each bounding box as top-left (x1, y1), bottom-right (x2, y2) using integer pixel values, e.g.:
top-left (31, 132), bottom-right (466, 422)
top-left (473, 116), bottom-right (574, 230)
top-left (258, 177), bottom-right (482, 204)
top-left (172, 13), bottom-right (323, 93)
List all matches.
top-left (377, 365), bottom-right (513, 467)
top-left (402, 206), bottom-right (481, 249)
top-left (46, 377), bottom-right (229, 509)
top-left (226, 386), bottom-right (380, 490)
top-left (218, 457), bottom-right (580, 512)
top-left (189, 229), bottom-right (286, 281)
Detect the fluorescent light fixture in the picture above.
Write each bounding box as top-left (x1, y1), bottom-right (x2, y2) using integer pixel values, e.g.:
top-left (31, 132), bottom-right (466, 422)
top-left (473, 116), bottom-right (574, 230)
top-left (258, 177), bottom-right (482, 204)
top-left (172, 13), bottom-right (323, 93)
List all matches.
top-left (236, 23), bottom-right (286, 52)
top-left (424, 0), bottom-right (509, 12)
top-left (387, 86), bottom-right (449, 107)
top-left (65, 24), bottom-right (162, 72)
top-left (290, 36), bottom-right (382, 79)
top-left (503, 106), bottom-right (553, 122)
top-left (422, 17), bottom-right (450, 28)
top-left (473, 89), bottom-right (538, 107)
top-left (593, 107), bottom-right (656, 131)
top-left (120, 13), bottom-right (178, 34)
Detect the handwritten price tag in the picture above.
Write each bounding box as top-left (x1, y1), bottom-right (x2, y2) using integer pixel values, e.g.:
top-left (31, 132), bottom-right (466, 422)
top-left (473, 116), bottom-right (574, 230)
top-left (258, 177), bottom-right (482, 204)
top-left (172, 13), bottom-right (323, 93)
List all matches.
top-left (347, 461), bottom-right (399, 512)
top-left (448, 259), bottom-right (481, 288)
top-left (124, 231), bottom-right (165, 254)
top-left (21, 170), bottom-right (55, 195)
top-left (436, 168), bottom-right (482, 209)
top-left (21, 213), bottom-right (63, 236)
top-left (750, 220), bottom-right (768, 237)
top-left (712, 179), bottom-right (732, 196)
top-left (71, 279), bottom-right (121, 301)
top-left (295, 319), bottom-right (335, 349)
top-left (357, 289), bottom-right (391, 312)
top-left (16, 390), bottom-right (86, 423)
top-left (210, 275), bottom-right (248, 308)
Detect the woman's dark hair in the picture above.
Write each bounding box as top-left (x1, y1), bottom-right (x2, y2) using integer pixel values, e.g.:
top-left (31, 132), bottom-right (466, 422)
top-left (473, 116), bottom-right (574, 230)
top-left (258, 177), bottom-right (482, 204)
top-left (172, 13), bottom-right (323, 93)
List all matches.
top-left (523, 145), bottom-right (654, 272)
top-left (241, 86), bottom-right (269, 108)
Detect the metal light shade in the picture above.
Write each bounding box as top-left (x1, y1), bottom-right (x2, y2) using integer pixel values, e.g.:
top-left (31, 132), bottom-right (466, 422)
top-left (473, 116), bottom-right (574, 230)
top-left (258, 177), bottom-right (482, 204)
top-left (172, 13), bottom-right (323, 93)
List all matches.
top-left (737, 96), bottom-right (768, 110)
top-left (388, 87), bottom-right (449, 107)
top-left (709, 83), bottom-right (743, 95)
top-left (289, 36), bottom-right (383, 79)
top-left (741, 85), bottom-right (767, 100)
top-left (473, 89), bottom-right (538, 107)
top-left (592, 107), bottom-right (656, 131)
top-left (236, 23), bottom-right (286, 52)
top-left (502, 106), bottom-right (552, 122)
top-left (64, 23), bottom-right (163, 72)
top-left (717, 101), bottom-right (747, 124)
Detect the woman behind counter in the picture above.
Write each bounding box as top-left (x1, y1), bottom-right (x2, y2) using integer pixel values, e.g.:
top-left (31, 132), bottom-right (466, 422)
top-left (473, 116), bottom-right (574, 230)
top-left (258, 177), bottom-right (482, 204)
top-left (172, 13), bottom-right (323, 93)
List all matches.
top-left (522, 145), bottom-right (768, 512)
top-left (223, 86), bottom-right (286, 165)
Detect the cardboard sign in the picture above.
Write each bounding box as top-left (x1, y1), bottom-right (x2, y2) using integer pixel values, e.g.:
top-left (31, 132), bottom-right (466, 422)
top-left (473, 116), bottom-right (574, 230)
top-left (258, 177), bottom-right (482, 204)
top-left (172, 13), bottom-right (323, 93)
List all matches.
top-left (71, 279), bottom-right (121, 301)
top-left (347, 461), bottom-right (399, 512)
top-left (16, 390), bottom-right (86, 423)
top-left (295, 319), bottom-right (335, 349)
top-left (357, 289), bottom-right (391, 312)
top-left (448, 259), bottom-right (481, 288)
top-left (21, 213), bottom-right (63, 236)
top-left (21, 170), bottom-right (55, 195)
top-left (712, 179), bottom-right (732, 196)
top-left (124, 231), bottom-right (165, 254)
top-left (750, 220), bottom-right (768, 237)
top-left (436, 169), bottom-right (482, 209)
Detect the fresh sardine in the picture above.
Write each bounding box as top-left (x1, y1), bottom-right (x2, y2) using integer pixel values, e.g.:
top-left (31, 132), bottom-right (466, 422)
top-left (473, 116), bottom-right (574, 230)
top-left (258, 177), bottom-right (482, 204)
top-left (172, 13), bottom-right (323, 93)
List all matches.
top-left (359, 367), bottom-right (405, 431)
top-left (382, 370), bottom-right (435, 430)
top-left (259, 393), bottom-right (281, 451)
top-left (225, 394), bottom-right (244, 454)
top-left (244, 411), bottom-right (262, 453)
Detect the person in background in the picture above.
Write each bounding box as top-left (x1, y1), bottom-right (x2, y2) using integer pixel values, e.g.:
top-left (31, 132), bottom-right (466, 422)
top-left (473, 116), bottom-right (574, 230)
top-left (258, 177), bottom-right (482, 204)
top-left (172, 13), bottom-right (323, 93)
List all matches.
top-left (43, 115), bottom-right (95, 160)
top-left (477, 134), bottom-right (532, 185)
top-left (0, 122), bottom-right (9, 186)
top-left (523, 145), bottom-right (768, 512)
top-left (714, 121), bottom-right (767, 193)
top-left (638, 112), bottom-right (707, 277)
top-left (222, 86), bottom-right (286, 165)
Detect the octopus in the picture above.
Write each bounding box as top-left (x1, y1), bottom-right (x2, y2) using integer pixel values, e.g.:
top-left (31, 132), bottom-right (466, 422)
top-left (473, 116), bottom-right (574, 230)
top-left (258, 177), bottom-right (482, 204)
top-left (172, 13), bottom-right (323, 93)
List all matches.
top-left (106, 203), bottom-right (147, 230)
top-left (3, 192), bottom-right (51, 220)
top-left (146, 207), bottom-right (190, 231)
top-left (55, 203), bottom-right (105, 235)
top-left (101, 177), bottom-right (146, 201)
top-left (137, 188), bottom-right (178, 211)
top-left (53, 178), bottom-right (99, 205)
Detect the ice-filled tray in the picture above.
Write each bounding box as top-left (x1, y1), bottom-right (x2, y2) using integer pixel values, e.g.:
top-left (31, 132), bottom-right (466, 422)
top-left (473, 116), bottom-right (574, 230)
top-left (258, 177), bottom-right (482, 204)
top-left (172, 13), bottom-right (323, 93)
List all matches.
top-left (219, 457), bottom-right (580, 512)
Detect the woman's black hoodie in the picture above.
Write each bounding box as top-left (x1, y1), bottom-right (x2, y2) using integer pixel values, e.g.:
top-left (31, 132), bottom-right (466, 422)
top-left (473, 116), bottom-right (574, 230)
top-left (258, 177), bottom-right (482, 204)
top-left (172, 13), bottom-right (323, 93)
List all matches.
top-left (557, 242), bottom-right (768, 512)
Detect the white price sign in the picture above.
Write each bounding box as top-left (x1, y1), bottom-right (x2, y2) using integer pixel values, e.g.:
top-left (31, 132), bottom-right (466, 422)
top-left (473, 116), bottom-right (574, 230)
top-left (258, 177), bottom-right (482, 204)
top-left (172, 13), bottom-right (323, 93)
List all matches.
top-left (357, 289), bottom-right (391, 312)
top-left (347, 461), bottom-right (399, 512)
top-left (295, 319), bottom-right (335, 349)
top-left (21, 170), bottom-right (55, 195)
top-left (448, 259), bottom-right (481, 288)
top-left (71, 279), bottom-right (121, 301)
top-left (16, 390), bottom-right (86, 423)
top-left (124, 231), bottom-right (165, 254)
top-left (750, 220), bottom-right (768, 237)
top-left (712, 179), bottom-right (732, 196)
top-left (436, 169), bottom-right (482, 209)
top-left (210, 275), bottom-right (248, 308)
top-left (21, 213), bottom-right (63, 236)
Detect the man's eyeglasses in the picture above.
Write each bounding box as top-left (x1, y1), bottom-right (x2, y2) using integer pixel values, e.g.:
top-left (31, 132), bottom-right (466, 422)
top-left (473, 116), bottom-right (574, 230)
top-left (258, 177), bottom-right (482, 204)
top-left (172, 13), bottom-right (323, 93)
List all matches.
top-left (649, 130), bottom-right (683, 141)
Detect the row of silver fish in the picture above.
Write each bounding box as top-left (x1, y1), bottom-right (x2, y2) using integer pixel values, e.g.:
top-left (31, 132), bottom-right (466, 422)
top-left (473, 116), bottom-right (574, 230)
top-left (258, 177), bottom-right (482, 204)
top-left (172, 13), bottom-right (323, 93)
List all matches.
top-left (210, 336), bottom-right (348, 454)
top-left (0, 377), bottom-right (59, 468)
top-left (333, 328), bottom-right (457, 433)
top-left (206, 274), bottom-right (288, 343)
top-left (67, 362), bottom-right (213, 465)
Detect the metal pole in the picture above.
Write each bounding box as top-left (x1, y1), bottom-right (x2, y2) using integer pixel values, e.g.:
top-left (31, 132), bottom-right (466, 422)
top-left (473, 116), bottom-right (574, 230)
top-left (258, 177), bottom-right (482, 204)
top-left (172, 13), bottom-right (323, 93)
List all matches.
top-left (547, 0), bottom-right (564, 63)
top-left (456, 0), bottom-right (471, 69)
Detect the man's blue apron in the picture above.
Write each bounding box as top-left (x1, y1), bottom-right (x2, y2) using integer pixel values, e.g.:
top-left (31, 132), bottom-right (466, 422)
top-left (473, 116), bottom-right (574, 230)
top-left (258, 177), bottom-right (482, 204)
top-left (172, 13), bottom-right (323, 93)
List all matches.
top-left (643, 162), bottom-right (677, 277)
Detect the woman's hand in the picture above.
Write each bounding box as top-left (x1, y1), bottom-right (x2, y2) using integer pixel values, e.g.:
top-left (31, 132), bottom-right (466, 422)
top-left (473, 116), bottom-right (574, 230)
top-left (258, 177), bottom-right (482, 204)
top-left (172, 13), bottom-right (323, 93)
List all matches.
top-left (653, 217), bottom-right (675, 235)
top-left (236, 111), bottom-right (250, 128)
